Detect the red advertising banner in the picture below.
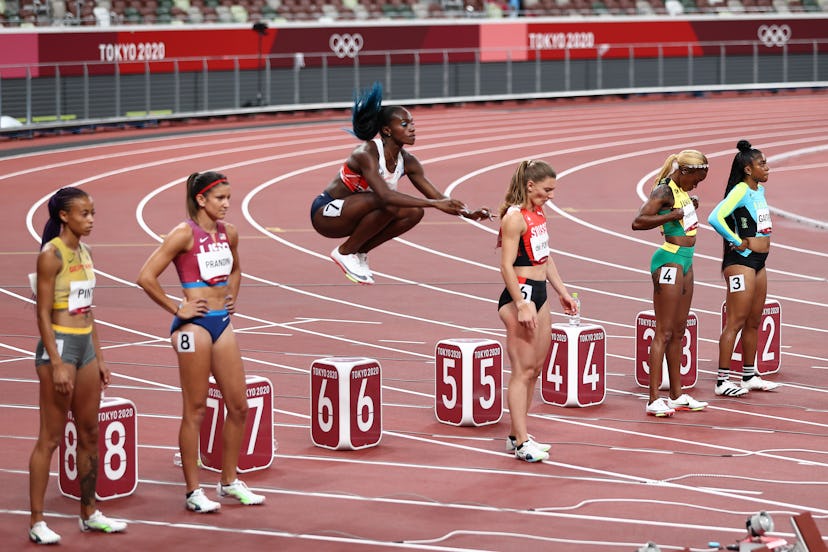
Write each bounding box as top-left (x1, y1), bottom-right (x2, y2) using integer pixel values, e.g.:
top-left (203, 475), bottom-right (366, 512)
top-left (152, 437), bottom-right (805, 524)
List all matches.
top-left (0, 17), bottom-right (825, 77)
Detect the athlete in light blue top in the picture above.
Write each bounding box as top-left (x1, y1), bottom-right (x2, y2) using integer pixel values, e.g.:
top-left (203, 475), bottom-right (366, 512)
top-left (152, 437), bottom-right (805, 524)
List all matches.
top-left (707, 140), bottom-right (781, 397)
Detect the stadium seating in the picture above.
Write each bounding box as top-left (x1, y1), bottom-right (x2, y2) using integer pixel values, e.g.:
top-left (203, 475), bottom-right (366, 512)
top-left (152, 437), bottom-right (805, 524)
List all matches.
top-left (0, 0), bottom-right (824, 26)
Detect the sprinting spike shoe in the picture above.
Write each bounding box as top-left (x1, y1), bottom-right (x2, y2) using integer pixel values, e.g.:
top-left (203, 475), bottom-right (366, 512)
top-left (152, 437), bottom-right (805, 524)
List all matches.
top-left (645, 398), bottom-right (676, 417)
top-left (217, 479), bottom-right (265, 505)
top-left (667, 393), bottom-right (708, 411)
top-left (740, 375), bottom-right (781, 392)
top-left (29, 521), bottom-right (61, 544)
top-left (78, 510), bottom-right (127, 533)
top-left (186, 488), bottom-right (221, 513)
top-left (514, 439), bottom-right (550, 463)
top-left (715, 380), bottom-right (749, 397)
top-left (506, 435), bottom-right (551, 453)
top-left (331, 247), bottom-right (374, 285)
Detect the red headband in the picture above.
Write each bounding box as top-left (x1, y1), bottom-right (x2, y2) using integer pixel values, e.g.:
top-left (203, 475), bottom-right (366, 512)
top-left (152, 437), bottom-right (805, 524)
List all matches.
top-left (197, 177), bottom-right (227, 196)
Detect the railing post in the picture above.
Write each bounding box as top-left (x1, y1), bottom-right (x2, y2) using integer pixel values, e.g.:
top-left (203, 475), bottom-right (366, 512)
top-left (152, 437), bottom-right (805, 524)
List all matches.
top-left (813, 41), bottom-right (819, 82)
top-left (535, 47), bottom-right (541, 93)
top-left (353, 54), bottom-right (360, 94)
top-left (443, 50), bottom-right (449, 98)
top-left (475, 49), bottom-right (480, 96)
top-left (115, 62), bottom-right (121, 119)
top-left (173, 59), bottom-right (180, 114)
top-left (565, 48), bottom-right (570, 91)
top-left (293, 55), bottom-right (300, 105)
top-left (83, 63), bottom-right (89, 120)
top-left (507, 50), bottom-right (512, 95)
top-left (26, 66), bottom-right (32, 124)
top-left (385, 52), bottom-right (391, 99)
top-left (657, 44), bottom-right (663, 87)
top-left (265, 57), bottom-right (271, 105)
top-left (55, 65), bottom-right (61, 121)
top-left (752, 42), bottom-right (758, 83)
top-left (687, 44), bottom-right (693, 86)
top-left (321, 55), bottom-right (327, 103)
top-left (234, 58), bottom-right (240, 108)
top-left (628, 45), bottom-right (634, 88)
top-left (782, 42), bottom-right (788, 83)
top-left (719, 43), bottom-right (726, 85)
top-left (145, 60), bottom-right (151, 114)
top-left (202, 57), bottom-right (208, 112)
top-left (414, 51), bottom-right (420, 99)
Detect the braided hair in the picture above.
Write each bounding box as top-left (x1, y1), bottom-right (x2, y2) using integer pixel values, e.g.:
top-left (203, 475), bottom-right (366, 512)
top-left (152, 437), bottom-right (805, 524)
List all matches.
top-left (350, 81), bottom-right (402, 141)
top-left (40, 187), bottom-right (89, 248)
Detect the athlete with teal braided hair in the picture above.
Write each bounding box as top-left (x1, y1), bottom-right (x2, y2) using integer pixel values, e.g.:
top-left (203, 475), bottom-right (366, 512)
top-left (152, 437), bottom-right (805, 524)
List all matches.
top-left (310, 82), bottom-right (491, 285)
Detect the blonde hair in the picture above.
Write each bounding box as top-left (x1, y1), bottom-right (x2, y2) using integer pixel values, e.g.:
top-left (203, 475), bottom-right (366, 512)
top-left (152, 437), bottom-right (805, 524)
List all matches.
top-left (499, 160), bottom-right (557, 219)
top-left (653, 150), bottom-right (708, 189)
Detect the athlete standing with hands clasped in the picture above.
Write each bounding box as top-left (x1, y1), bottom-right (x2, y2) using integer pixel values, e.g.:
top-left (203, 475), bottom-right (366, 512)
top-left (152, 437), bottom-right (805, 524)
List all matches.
top-left (28, 187), bottom-right (127, 544)
top-left (708, 140), bottom-right (780, 396)
top-left (632, 150), bottom-right (710, 417)
top-left (311, 82), bottom-right (491, 285)
top-left (497, 160), bottom-right (577, 462)
top-left (137, 171), bottom-right (265, 513)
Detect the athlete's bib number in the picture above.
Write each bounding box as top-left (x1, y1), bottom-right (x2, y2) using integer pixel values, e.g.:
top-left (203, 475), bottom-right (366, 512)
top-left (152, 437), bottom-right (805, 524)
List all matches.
top-left (196, 248), bottom-right (233, 283)
top-left (728, 274), bottom-right (746, 293)
top-left (756, 206), bottom-right (772, 234)
top-left (68, 279), bottom-right (95, 314)
top-left (658, 266), bottom-right (677, 285)
top-left (529, 227), bottom-right (549, 263)
top-left (519, 283), bottom-right (533, 302)
top-left (681, 203), bottom-right (698, 232)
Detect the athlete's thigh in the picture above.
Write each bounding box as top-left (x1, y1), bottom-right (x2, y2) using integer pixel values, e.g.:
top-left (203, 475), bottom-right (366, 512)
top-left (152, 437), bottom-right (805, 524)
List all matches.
top-left (71, 358), bottom-right (103, 429)
top-left (172, 325), bottom-right (214, 405)
top-left (313, 193), bottom-right (384, 236)
top-left (746, 268), bottom-right (768, 323)
top-left (723, 264), bottom-right (756, 320)
top-left (651, 264), bottom-right (686, 328)
top-left (210, 327), bottom-right (246, 407)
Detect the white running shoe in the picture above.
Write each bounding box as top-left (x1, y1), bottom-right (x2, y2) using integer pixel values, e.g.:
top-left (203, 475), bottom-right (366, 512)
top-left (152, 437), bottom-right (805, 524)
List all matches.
top-left (715, 380), bottom-right (749, 397)
top-left (514, 439), bottom-right (550, 462)
top-left (217, 479), bottom-right (265, 505)
top-left (645, 397), bottom-right (675, 417)
top-left (29, 521), bottom-right (61, 544)
top-left (667, 393), bottom-right (708, 412)
top-left (78, 510), bottom-right (127, 533)
top-left (506, 435), bottom-right (551, 453)
top-left (186, 488), bottom-right (221, 513)
top-left (357, 252), bottom-right (371, 274)
top-left (331, 247), bottom-right (374, 285)
top-left (740, 375), bottom-right (781, 392)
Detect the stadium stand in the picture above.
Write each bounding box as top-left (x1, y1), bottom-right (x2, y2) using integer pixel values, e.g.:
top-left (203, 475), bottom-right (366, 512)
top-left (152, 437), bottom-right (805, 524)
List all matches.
top-left (0, 0), bottom-right (824, 26)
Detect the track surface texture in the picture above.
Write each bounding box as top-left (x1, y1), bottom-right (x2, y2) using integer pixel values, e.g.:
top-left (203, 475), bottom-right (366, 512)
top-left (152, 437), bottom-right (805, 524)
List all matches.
top-left (1, 91), bottom-right (827, 551)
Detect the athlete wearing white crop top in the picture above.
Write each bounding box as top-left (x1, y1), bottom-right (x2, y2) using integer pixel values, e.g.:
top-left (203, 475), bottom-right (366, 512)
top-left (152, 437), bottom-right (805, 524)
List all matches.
top-left (311, 82), bottom-right (492, 285)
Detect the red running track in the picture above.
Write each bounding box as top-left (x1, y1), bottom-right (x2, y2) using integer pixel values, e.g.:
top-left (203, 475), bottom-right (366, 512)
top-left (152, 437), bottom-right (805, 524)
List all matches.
top-left (1, 91), bottom-right (827, 551)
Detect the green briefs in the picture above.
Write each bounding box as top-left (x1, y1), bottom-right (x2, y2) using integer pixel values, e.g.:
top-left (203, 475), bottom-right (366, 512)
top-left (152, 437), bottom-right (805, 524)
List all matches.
top-left (650, 243), bottom-right (694, 274)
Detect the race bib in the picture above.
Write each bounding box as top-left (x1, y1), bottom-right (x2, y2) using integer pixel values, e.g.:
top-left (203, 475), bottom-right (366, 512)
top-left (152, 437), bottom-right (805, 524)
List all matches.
top-left (519, 283), bottom-right (533, 302)
top-left (756, 206), bottom-right (772, 234)
top-left (323, 199), bottom-right (344, 217)
top-left (41, 339), bottom-right (65, 360)
top-left (196, 248), bottom-right (233, 284)
top-left (681, 203), bottom-right (698, 232)
top-left (68, 279), bottom-right (95, 314)
top-left (529, 226), bottom-right (549, 263)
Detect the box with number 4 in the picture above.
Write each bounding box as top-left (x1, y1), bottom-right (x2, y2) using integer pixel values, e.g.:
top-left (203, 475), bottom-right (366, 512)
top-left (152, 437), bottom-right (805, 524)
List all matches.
top-left (541, 323), bottom-right (606, 407)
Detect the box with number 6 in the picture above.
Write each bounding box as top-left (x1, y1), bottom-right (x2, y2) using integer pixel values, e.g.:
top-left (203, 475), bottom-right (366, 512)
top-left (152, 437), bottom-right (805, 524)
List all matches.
top-left (59, 396), bottom-right (138, 501)
top-left (541, 323), bottom-right (606, 407)
top-left (310, 357), bottom-right (382, 450)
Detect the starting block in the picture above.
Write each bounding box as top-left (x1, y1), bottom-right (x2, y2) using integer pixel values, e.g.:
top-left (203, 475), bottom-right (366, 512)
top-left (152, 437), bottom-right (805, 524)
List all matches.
top-left (722, 300), bottom-right (781, 375)
top-left (541, 323), bottom-right (606, 407)
top-left (434, 338), bottom-right (502, 426)
top-left (634, 310), bottom-right (698, 389)
top-left (310, 357), bottom-right (382, 450)
top-left (59, 395), bottom-right (138, 501)
top-left (199, 375), bottom-right (274, 473)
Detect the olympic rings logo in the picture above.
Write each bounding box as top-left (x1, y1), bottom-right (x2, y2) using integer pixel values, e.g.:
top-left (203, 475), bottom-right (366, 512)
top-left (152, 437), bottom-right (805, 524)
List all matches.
top-left (757, 24), bottom-right (791, 48)
top-left (329, 33), bottom-right (364, 59)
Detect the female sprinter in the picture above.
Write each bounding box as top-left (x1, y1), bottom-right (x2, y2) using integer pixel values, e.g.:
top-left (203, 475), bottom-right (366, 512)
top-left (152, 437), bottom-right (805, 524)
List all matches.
top-left (311, 82), bottom-right (491, 285)
top-left (497, 160), bottom-right (577, 462)
top-left (29, 187), bottom-right (127, 544)
top-left (137, 172), bottom-right (265, 513)
top-left (632, 150), bottom-right (710, 416)
top-left (708, 140), bottom-right (780, 396)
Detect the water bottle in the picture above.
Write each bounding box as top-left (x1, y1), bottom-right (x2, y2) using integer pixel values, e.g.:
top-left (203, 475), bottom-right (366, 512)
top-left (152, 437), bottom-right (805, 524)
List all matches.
top-left (569, 292), bottom-right (581, 326)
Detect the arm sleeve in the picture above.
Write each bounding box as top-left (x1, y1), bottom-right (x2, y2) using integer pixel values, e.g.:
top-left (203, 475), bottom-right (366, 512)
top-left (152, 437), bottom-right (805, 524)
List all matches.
top-left (707, 183), bottom-right (747, 247)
